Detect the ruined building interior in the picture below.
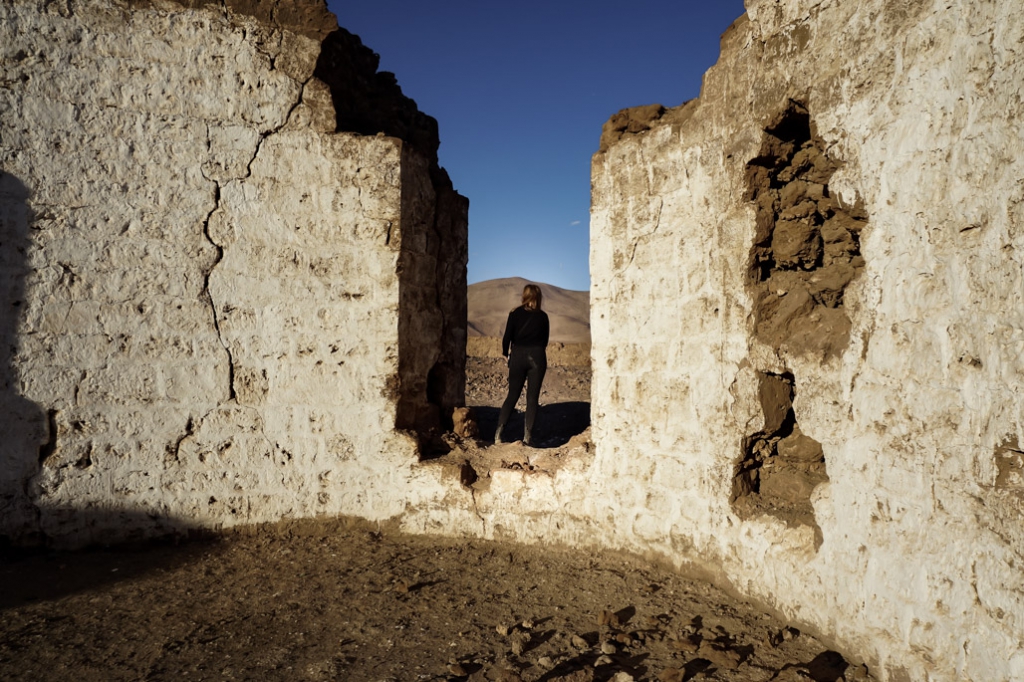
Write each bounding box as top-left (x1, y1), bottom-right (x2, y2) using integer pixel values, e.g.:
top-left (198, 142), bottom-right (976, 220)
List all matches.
top-left (1, 0), bottom-right (1023, 680)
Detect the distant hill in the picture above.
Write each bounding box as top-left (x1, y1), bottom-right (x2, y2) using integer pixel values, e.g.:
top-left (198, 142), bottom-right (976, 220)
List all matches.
top-left (468, 277), bottom-right (590, 344)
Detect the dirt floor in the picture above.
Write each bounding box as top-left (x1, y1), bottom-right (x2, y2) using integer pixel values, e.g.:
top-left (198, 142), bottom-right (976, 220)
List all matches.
top-left (0, 356), bottom-right (875, 682)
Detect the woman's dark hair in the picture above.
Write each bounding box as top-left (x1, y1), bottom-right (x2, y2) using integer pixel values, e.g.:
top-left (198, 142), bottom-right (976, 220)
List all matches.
top-left (522, 284), bottom-right (542, 311)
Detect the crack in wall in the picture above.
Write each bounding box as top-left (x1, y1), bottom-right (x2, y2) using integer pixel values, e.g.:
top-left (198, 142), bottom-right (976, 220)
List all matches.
top-left (469, 486), bottom-right (487, 533)
top-left (199, 73), bottom-right (313, 405)
top-left (244, 77), bottom-right (312, 179)
top-left (165, 416), bottom-right (195, 468)
top-left (184, 70), bottom-right (320, 478)
top-left (199, 176), bottom-right (235, 401)
top-left (72, 370), bottom-right (85, 406)
top-left (244, 26), bottom-right (280, 72)
top-left (627, 196), bottom-right (664, 269)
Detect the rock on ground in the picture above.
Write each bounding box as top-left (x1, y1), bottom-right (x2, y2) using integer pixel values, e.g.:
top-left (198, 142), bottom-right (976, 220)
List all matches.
top-left (0, 519), bottom-right (873, 682)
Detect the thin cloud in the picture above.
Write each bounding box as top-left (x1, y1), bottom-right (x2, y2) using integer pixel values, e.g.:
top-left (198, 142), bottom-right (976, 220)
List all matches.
top-left (570, 220), bottom-right (581, 226)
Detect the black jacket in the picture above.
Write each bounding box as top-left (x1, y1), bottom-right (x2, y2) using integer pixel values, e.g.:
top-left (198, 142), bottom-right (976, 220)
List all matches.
top-left (502, 306), bottom-right (549, 356)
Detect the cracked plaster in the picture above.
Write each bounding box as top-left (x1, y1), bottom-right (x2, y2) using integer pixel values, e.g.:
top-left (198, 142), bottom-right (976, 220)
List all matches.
top-left (2, 1), bottom-right (1023, 681)
top-left (0, 0), bottom-right (467, 545)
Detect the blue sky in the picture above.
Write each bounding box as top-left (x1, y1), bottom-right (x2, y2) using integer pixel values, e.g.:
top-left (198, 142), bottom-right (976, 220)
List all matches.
top-left (326, 1), bottom-right (748, 292)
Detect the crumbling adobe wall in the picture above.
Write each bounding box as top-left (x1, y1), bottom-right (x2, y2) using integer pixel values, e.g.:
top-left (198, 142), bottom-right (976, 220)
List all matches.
top-left (4, 0), bottom-right (1023, 678)
top-left (0, 0), bottom-right (466, 545)
top-left (585, 0), bottom-right (1024, 679)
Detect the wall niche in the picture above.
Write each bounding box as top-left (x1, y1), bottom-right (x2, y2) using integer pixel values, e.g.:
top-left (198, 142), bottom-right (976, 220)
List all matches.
top-left (732, 371), bottom-right (827, 538)
top-left (744, 101), bottom-right (867, 360)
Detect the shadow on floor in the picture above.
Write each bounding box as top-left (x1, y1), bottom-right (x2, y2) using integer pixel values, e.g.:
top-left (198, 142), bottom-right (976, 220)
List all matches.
top-left (472, 401), bottom-right (590, 449)
top-left (0, 511), bottom-right (222, 611)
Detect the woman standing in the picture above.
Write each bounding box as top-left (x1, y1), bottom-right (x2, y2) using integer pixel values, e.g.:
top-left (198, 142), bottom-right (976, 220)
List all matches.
top-left (495, 284), bottom-right (549, 446)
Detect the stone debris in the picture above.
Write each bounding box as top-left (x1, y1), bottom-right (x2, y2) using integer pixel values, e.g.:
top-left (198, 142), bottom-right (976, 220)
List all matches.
top-left (698, 640), bottom-right (744, 669)
top-left (845, 664), bottom-right (873, 681)
top-left (769, 626), bottom-right (801, 647)
top-left (452, 407), bottom-right (480, 439)
top-left (550, 670), bottom-right (593, 682)
top-left (669, 633), bottom-right (701, 653)
top-left (510, 632), bottom-right (528, 655)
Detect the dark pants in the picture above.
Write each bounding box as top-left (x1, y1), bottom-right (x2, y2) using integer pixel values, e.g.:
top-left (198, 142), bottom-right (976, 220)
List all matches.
top-left (497, 346), bottom-right (547, 442)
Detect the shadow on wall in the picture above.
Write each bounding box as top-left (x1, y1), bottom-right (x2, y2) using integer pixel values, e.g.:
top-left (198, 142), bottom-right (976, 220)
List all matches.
top-left (0, 507), bottom-right (222, 610)
top-left (0, 171), bottom-right (48, 545)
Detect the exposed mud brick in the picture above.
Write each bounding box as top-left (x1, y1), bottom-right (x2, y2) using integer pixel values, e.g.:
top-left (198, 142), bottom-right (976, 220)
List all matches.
top-left (599, 104), bottom-right (666, 152)
top-left (779, 199), bottom-right (820, 221)
top-left (452, 407), bottom-right (480, 439)
top-left (777, 427), bottom-right (825, 463)
top-left (314, 28), bottom-right (442, 162)
top-left (994, 437), bottom-right (1024, 489)
top-left (760, 465), bottom-right (827, 505)
top-left (758, 373), bottom-right (794, 435)
top-left (821, 224), bottom-right (859, 263)
top-left (807, 264), bottom-right (857, 308)
top-left (779, 181), bottom-right (819, 209)
top-left (745, 103), bottom-right (867, 359)
top-left (756, 286), bottom-right (816, 343)
top-left (127, 0), bottom-right (339, 39)
top-left (735, 370), bottom-right (825, 530)
top-left (772, 219), bottom-right (822, 269)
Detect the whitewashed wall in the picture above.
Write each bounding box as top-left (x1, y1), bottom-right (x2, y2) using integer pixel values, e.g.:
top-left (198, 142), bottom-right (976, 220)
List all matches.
top-left (0, 0), bottom-right (467, 546)
top-left (2, 1), bottom-right (1022, 679)
top-left (583, 0), bottom-right (1024, 679)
